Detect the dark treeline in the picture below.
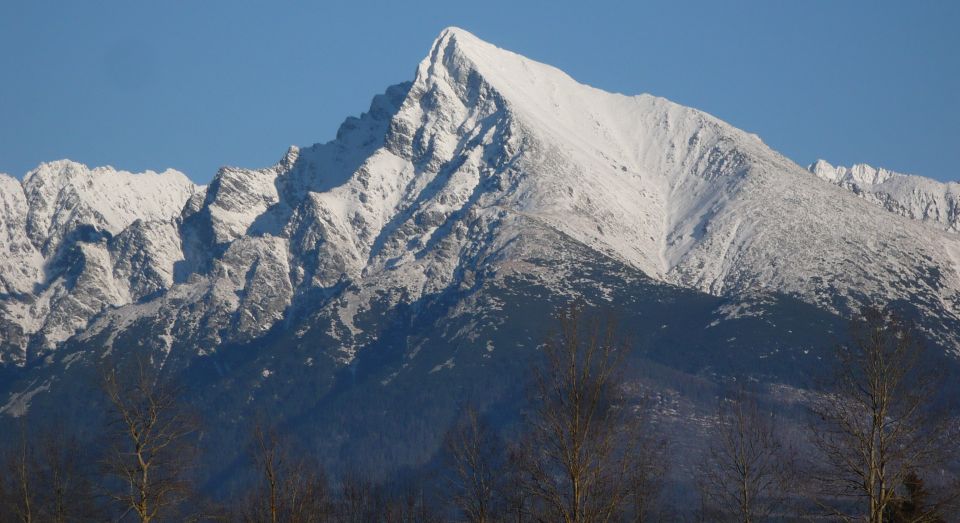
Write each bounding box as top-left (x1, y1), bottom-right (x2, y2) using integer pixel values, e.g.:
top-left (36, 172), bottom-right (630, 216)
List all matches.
top-left (1, 304), bottom-right (959, 522)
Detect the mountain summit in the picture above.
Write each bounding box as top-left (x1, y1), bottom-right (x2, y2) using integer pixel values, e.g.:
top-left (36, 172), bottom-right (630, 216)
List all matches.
top-left (2, 27), bottom-right (960, 478)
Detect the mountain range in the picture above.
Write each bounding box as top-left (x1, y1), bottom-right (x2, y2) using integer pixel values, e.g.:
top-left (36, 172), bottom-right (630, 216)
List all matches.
top-left (2, 27), bottom-right (958, 487)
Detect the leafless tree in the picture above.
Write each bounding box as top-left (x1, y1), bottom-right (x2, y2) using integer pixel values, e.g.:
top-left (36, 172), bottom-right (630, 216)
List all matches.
top-left (501, 445), bottom-right (532, 523)
top-left (336, 474), bottom-right (386, 522)
top-left (38, 428), bottom-right (100, 522)
top-left (1, 423), bottom-right (35, 523)
top-left (625, 417), bottom-right (668, 523)
top-left (808, 306), bottom-right (958, 522)
top-left (381, 482), bottom-right (441, 523)
top-left (518, 303), bottom-right (663, 523)
top-left (236, 422), bottom-right (333, 523)
top-left (696, 389), bottom-right (795, 522)
top-left (0, 421), bottom-right (99, 522)
top-left (101, 357), bottom-right (198, 522)
top-left (884, 469), bottom-right (948, 523)
top-left (441, 406), bottom-right (505, 522)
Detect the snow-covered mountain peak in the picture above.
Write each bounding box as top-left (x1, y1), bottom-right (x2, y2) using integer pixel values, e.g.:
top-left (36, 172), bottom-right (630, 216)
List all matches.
top-left (408, 29), bottom-right (795, 282)
top-left (416, 27), bottom-right (765, 179)
top-left (422, 27), bottom-right (572, 86)
top-left (418, 26), bottom-right (633, 130)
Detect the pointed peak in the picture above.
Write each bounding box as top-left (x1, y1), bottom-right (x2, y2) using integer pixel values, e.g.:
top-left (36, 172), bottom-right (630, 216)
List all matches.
top-left (422, 26), bottom-right (500, 73)
top-left (416, 26), bottom-right (579, 104)
top-left (436, 26), bottom-right (477, 42)
top-left (431, 26), bottom-right (488, 54)
top-left (280, 146), bottom-right (300, 169)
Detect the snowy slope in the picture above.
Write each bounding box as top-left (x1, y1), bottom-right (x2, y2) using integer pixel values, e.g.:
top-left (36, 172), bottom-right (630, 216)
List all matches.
top-left (809, 159), bottom-right (960, 232)
top-left (3, 27), bottom-right (960, 370)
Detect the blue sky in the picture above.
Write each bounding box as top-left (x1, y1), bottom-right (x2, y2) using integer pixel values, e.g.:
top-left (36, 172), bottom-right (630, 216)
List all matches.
top-left (1, 1), bottom-right (957, 183)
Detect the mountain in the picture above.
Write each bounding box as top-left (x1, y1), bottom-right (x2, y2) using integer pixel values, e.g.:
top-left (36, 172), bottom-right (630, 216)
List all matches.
top-left (809, 159), bottom-right (960, 232)
top-left (2, 27), bottom-right (959, 489)
top-left (0, 161), bottom-right (201, 364)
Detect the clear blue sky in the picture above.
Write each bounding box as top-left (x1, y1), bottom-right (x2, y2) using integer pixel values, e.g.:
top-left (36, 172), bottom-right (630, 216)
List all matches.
top-left (1, 1), bottom-right (957, 183)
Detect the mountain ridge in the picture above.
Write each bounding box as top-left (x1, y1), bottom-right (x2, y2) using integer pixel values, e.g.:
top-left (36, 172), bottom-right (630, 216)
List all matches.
top-left (809, 158), bottom-right (960, 232)
top-left (1, 25), bottom-right (958, 381)
top-left (0, 160), bottom-right (200, 363)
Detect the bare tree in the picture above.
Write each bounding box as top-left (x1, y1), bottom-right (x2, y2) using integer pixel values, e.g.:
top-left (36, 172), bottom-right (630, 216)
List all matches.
top-left (236, 422), bottom-right (333, 523)
top-left (1, 423), bottom-right (35, 523)
top-left (625, 418), bottom-right (668, 523)
top-left (499, 444), bottom-right (536, 523)
top-left (696, 389), bottom-right (794, 522)
top-left (0, 421), bottom-right (99, 523)
top-left (38, 428), bottom-right (100, 522)
top-left (336, 474), bottom-right (387, 523)
top-left (382, 482), bottom-right (441, 523)
top-left (518, 303), bottom-right (662, 523)
top-left (884, 470), bottom-right (948, 523)
top-left (808, 307), bottom-right (957, 522)
top-left (0, 456), bottom-right (7, 521)
top-left (101, 357), bottom-right (198, 522)
top-left (442, 406), bottom-right (505, 522)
